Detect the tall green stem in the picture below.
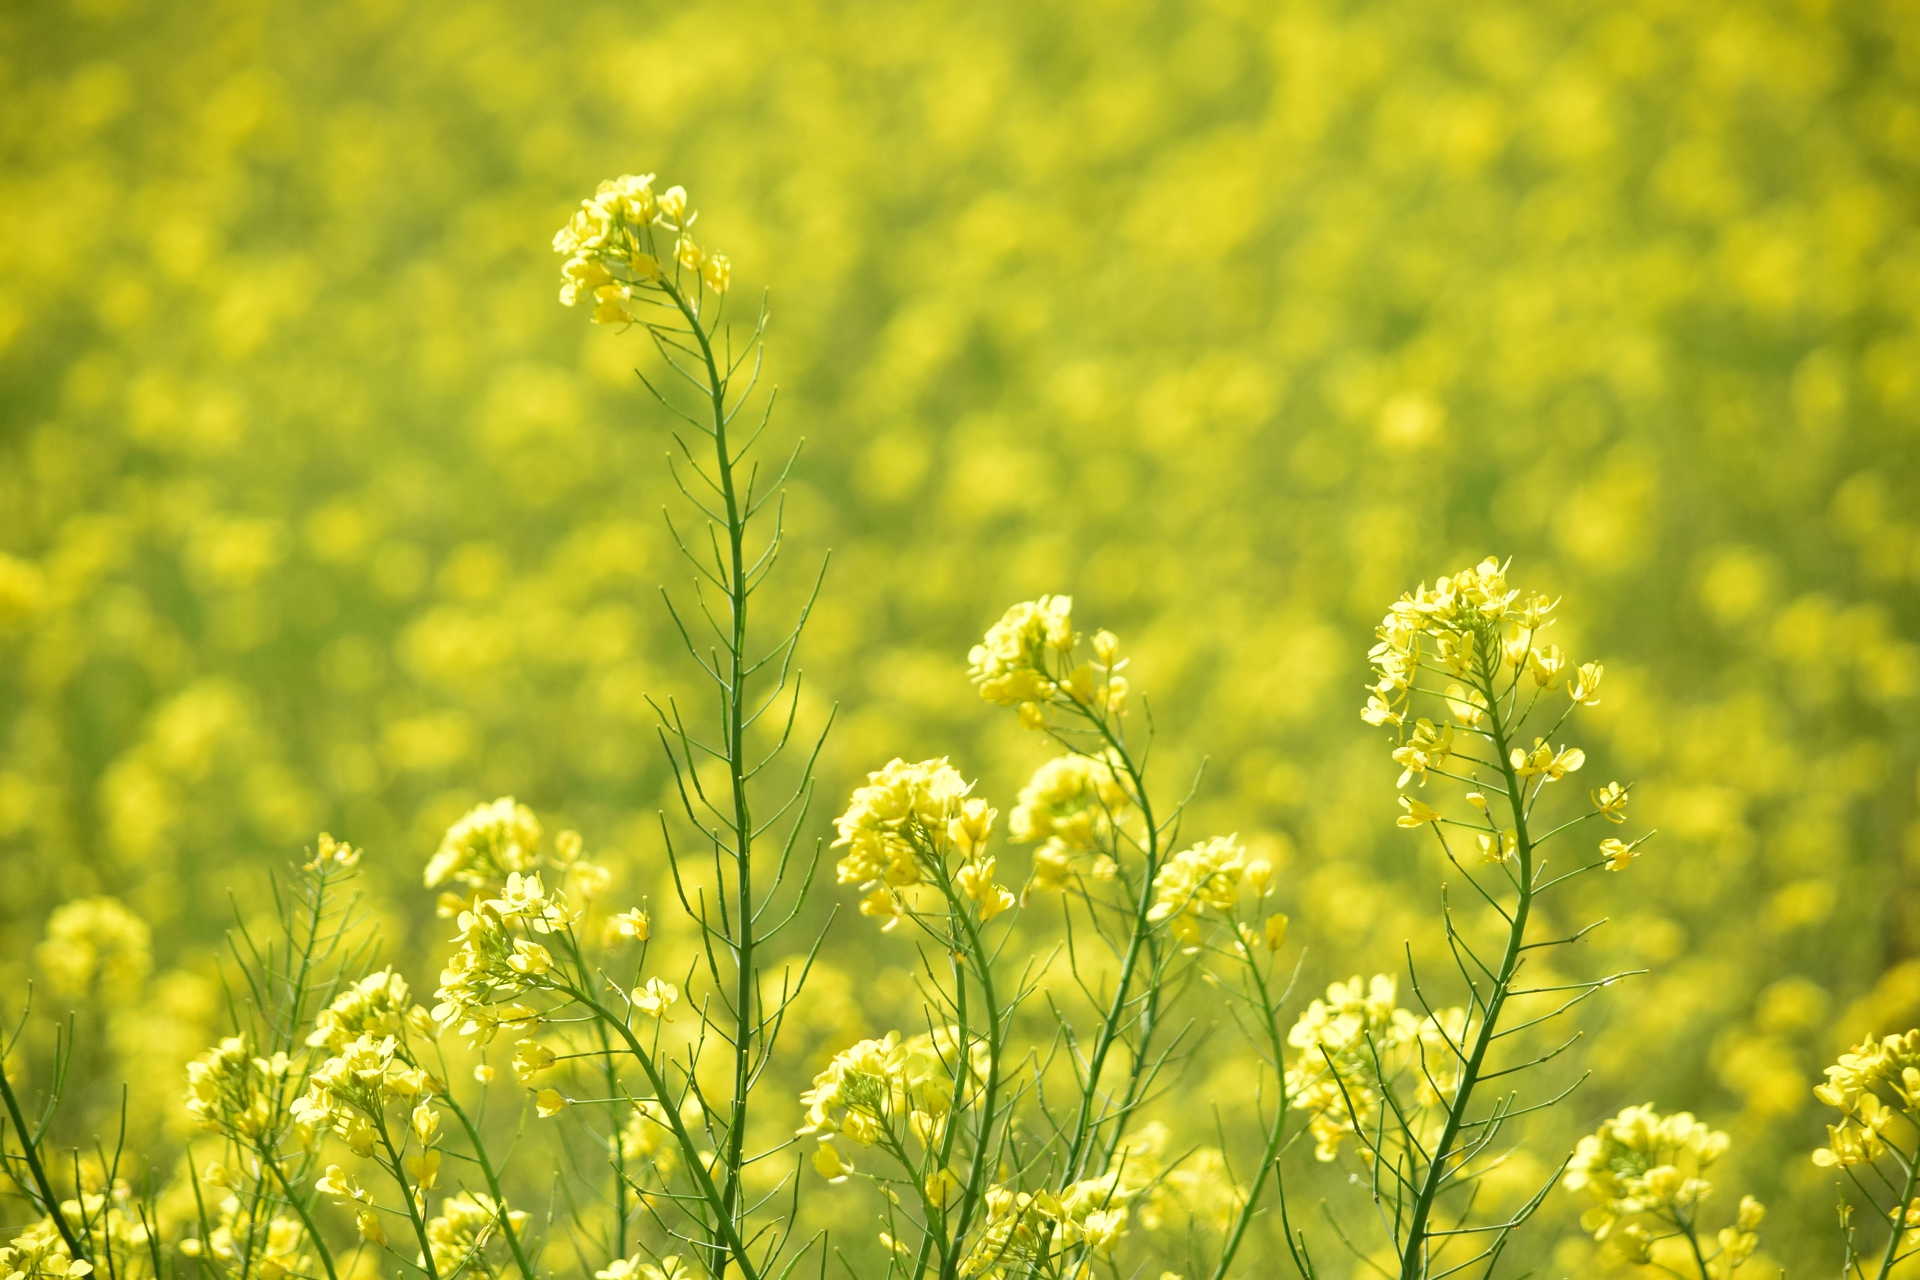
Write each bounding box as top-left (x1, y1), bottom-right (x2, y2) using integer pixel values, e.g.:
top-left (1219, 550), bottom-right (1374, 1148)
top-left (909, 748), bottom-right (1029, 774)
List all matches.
top-left (666, 280), bottom-right (759, 1280)
top-left (1396, 640), bottom-right (1534, 1280)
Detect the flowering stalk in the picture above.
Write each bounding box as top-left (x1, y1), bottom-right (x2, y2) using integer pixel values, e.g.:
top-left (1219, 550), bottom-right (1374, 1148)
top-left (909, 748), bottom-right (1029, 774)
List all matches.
top-left (552, 173), bottom-right (830, 1278)
top-left (1343, 559), bottom-right (1652, 1278)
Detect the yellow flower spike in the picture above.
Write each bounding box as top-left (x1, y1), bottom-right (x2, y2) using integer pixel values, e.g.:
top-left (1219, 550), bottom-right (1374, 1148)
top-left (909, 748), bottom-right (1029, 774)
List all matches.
top-left (1397, 796), bottom-right (1443, 827)
top-left (632, 977), bottom-right (680, 1020)
top-left (534, 1088), bottom-right (569, 1118)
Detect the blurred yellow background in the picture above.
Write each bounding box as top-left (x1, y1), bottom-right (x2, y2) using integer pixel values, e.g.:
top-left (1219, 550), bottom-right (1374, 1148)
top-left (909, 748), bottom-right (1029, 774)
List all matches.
top-left (3, 0), bottom-right (1917, 1270)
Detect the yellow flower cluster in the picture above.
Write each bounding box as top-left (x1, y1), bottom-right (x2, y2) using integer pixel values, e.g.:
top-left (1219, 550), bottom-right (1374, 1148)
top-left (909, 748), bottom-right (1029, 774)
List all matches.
top-left (1284, 975), bottom-right (1461, 1162)
top-left (178, 1196), bottom-right (309, 1279)
top-left (552, 173), bottom-right (730, 327)
top-left (184, 1036), bottom-right (292, 1140)
top-left (797, 1028), bottom-right (985, 1169)
top-left (1564, 1104), bottom-right (1762, 1275)
top-left (36, 896), bottom-right (150, 1004)
top-left (308, 967), bottom-right (416, 1052)
top-left (968, 597), bottom-right (1127, 725)
top-left (432, 871), bottom-right (575, 1040)
top-left (422, 1191), bottom-right (529, 1276)
top-left (956, 1180), bottom-right (1133, 1278)
top-left (596, 1254), bottom-right (688, 1280)
top-left (288, 1033), bottom-right (435, 1165)
top-left (1811, 1030), bottom-right (1920, 1168)
top-left (1145, 835), bottom-right (1247, 944)
top-left (1363, 558), bottom-right (1568, 730)
top-left (0, 1220), bottom-right (93, 1280)
top-left (1010, 752), bottom-right (1130, 891)
top-left (425, 796), bottom-right (543, 892)
top-left (832, 758), bottom-right (1010, 928)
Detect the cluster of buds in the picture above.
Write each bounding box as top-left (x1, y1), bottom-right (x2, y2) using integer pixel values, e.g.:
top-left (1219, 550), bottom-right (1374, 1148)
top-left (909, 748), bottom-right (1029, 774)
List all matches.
top-left (184, 1037), bottom-right (293, 1141)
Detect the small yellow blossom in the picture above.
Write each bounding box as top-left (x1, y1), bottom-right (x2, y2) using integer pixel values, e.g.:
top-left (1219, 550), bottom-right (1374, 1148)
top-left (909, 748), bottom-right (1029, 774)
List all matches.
top-left (632, 978), bottom-right (680, 1020)
top-left (535, 1088), bottom-right (569, 1118)
top-left (1397, 796), bottom-right (1442, 827)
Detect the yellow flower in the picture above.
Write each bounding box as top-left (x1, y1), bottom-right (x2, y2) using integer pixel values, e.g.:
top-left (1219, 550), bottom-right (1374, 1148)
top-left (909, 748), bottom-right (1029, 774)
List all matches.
top-left (1591, 781), bottom-right (1629, 823)
top-left (355, 1210), bottom-right (386, 1247)
top-left (1570, 661), bottom-right (1604, 705)
top-left (535, 1089), bottom-right (569, 1118)
top-left (1392, 719), bottom-right (1453, 788)
top-left (1397, 796), bottom-right (1442, 827)
top-left (404, 1149), bottom-right (440, 1191)
top-left (1599, 836), bottom-right (1643, 871)
top-left (1263, 914), bottom-right (1290, 950)
top-left (811, 1141), bottom-right (853, 1183)
top-left (513, 1039), bottom-right (556, 1084)
top-left (1477, 829), bottom-right (1517, 863)
top-left (315, 1165), bottom-right (360, 1202)
top-left (657, 185), bottom-right (689, 225)
top-left (1528, 644), bottom-right (1568, 689)
top-left (1510, 739), bottom-right (1584, 781)
top-left (605, 908), bottom-right (650, 946)
top-left (701, 254), bottom-right (731, 293)
top-left (633, 978), bottom-right (680, 1020)
top-left (1444, 683), bottom-right (1486, 727)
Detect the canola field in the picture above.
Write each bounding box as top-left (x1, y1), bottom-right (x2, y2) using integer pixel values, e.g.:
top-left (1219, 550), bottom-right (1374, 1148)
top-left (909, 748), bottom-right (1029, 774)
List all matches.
top-left (2, 0), bottom-right (1919, 1274)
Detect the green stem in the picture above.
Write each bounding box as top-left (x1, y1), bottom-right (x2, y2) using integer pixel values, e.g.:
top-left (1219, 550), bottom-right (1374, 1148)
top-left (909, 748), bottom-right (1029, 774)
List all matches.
top-left (1208, 952), bottom-right (1291, 1280)
top-left (375, 1117), bottom-right (442, 1280)
top-left (666, 278), bottom-right (759, 1280)
top-left (1058, 716), bottom-right (1162, 1187)
top-left (0, 1066), bottom-right (88, 1262)
top-left (937, 887), bottom-right (1005, 1280)
top-left (1396, 640), bottom-right (1534, 1280)
top-left (262, 1153), bottom-right (339, 1280)
top-left (1875, 1147), bottom-right (1920, 1280)
top-left (566, 975), bottom-right (764, 1280)
top-left (440, 1091), bottom-right (535, 1280)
